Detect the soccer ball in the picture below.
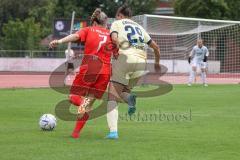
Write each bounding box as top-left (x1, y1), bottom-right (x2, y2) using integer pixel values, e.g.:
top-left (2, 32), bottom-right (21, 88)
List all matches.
top-left (39, 114), bottom-right (57, 131)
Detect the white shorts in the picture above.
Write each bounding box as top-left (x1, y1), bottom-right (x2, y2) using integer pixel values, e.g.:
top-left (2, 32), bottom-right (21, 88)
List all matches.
top-left (111, 52), bottom-right (147, 87)
top-left (191, 60), bottom-right (207, 69)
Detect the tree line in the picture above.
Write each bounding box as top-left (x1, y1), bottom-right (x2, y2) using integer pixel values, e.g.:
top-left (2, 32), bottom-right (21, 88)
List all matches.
top-left (0, 0), bottom-right (239, 50)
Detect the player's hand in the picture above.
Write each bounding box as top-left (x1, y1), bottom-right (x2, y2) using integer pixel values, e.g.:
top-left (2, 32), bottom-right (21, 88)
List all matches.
top-left (203, 55), bottom-right (208, 62)
top-left (49, 40), bottom-right (61, 48)
top-left (154, 63), bottom-right (161, 73)
top-left (188, 57), bottom-right (191, 64)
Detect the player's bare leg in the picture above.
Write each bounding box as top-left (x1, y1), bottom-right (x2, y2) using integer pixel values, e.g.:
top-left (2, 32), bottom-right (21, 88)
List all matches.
top-left (188, 66), bottom-right (197, 86)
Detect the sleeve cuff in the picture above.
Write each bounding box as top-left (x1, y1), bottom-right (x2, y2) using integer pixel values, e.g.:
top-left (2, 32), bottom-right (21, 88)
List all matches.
top-left (147, 39), bottom-right (152, 45)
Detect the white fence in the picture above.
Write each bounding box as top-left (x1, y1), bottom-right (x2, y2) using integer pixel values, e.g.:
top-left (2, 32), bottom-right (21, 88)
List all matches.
top-left (0, 58), bottom-right (220, 73)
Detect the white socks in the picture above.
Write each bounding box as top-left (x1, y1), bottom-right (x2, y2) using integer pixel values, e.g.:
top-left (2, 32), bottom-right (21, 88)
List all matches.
top-left (189, 71), bottom-right (207, 84)
top-left (107, 101), bottom-right (118, 132)
top-left (188, 70), bottom-right (196, 84)
top-left (201, 72), bottom-right (207, 84)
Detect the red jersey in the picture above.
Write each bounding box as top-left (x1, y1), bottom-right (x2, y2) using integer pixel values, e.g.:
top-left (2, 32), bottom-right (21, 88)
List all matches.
top-left (76, 26), bottom-right (112, 64)
top-left (71, 26), bottom-right (113, 98)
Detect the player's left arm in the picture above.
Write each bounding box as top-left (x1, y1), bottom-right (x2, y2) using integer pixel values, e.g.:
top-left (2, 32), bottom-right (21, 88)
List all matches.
top-left (188, 47), bottom-right (195, 64)
top-left (203, 47), bottom-right (209, 62)
top-left (143, 29), bottom-right (161, 71)
top-left (148, 40), bottom-right (161, 72)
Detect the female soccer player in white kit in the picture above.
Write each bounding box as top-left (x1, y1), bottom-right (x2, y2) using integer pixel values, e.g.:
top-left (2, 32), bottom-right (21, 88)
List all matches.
top-left (188, 39), bottom-right (209, 86)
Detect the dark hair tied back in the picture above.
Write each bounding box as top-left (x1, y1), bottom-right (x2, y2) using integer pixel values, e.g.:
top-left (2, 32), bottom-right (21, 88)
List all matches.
top-left (117, 4), bottom-right (132, 17)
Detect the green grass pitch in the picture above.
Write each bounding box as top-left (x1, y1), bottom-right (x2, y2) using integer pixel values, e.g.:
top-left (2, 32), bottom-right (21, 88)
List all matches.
top-left (0, 85), bottom-right (240, 160)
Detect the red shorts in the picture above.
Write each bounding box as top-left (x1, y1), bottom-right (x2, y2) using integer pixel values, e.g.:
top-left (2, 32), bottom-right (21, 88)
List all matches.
top-left (70, 58), bottom-right (111, 99)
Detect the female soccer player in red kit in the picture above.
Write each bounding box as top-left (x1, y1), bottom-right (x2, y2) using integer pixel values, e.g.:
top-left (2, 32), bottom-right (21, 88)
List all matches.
top-left (49, 9), bottom-right (117, 138)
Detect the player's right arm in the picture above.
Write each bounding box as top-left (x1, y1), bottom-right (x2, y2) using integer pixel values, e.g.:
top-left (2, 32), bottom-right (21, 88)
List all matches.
top-left (110, 21), bottom-right (120, 49)
top-left (188, 47), bottom-right (195, 64)
top-left (49, 28), bottom-right (89, 48)
top-left (111, 32), bottom-right (119, 49)
top-left (189, 46), bottom-right (196, 57)
top-left (49, 34), bottom-right (79, 48)
top-left (110, 21), bottom-right (121, 60)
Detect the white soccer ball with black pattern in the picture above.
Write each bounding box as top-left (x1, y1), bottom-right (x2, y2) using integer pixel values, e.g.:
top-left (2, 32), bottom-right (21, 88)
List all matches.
top-left (39, 114), bottom-right (57, 131)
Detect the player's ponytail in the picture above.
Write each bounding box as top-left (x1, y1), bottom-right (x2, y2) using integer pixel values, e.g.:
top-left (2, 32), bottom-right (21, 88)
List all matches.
top-left (117, 3), bottom-right (132, 18)
top-left (91, 8), bottom-right (108, 26)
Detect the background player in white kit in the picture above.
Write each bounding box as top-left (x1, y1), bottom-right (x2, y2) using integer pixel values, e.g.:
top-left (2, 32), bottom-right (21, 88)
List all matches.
top-left (64, 49), bottom-right (75, 85)
top-left (188, 39), bottom-right (209, 86)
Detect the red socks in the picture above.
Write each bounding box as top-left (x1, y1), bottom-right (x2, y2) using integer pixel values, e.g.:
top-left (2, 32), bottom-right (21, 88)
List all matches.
top-left (69, 94), bottom-right (82, 106)
top-left (71, 113), bottom-right (89, 139)
top-left (69, 94), bottom-right (89, 139)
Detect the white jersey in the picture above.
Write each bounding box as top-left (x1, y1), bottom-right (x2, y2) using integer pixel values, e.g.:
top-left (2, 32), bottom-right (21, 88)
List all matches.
top-left (110, 19), bottom-right (151, 47)
top-left (190, 45), bottom-right (209, 62)
top-left (110, 18), bottom-right (151, 59)
top-left (65, 49), bottom-right (74, 63)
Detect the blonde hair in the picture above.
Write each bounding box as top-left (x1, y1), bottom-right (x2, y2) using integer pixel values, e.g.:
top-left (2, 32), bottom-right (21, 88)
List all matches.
top-left (91, 8), bottom-right (108, 26)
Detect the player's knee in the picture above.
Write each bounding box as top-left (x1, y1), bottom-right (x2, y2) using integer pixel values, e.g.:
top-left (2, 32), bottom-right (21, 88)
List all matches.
top-left (192, 67), bottom-right (197, 71)
top-left (123, 86), bottom-right (131, 93)
top-left (108, 89), bottom-right (124, 102)
top-left (201, 68), bottom-right (206, 72)
top-left (108, 92), bottom-right (118, 101)
top-left (108, 82), bottom-right (124, 101)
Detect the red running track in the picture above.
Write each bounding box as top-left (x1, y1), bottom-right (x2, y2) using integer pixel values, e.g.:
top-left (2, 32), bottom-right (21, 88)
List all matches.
top-left (0, 72), bottom-right (239, 89)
